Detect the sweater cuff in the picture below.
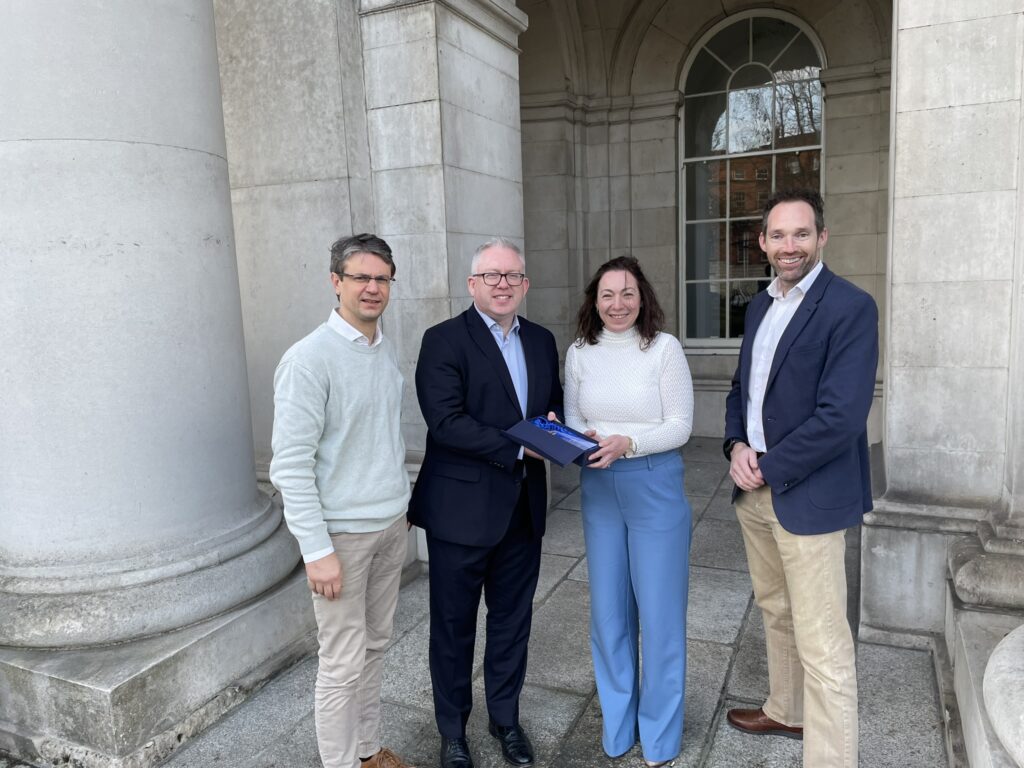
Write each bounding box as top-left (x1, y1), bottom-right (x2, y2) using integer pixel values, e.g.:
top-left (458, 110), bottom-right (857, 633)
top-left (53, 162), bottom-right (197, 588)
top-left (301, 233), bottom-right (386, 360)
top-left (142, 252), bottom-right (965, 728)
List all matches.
top-left (302, 545), bottom-right (335, 564)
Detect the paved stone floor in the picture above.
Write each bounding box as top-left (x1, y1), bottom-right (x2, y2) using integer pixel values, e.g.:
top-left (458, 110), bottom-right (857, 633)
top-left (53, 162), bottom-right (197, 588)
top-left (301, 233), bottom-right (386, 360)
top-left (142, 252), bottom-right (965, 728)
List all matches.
top-left (4, 437), bottom-right (949, 768)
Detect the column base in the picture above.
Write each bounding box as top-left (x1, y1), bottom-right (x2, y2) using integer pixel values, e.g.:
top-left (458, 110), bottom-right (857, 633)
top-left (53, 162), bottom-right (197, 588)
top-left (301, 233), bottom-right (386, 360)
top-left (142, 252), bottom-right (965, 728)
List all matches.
top-left (0, 568), bottom-right (316, 767)
top-left (947, 585), bottom-right (1024, 768)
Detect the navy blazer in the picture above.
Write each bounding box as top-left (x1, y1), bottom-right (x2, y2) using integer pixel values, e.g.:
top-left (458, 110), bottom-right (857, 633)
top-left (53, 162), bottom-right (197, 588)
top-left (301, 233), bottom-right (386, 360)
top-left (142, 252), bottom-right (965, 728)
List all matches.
top-left (724, 265), bottom-right (879, 535)
top-left (408, 308), bottom-right (564, 547)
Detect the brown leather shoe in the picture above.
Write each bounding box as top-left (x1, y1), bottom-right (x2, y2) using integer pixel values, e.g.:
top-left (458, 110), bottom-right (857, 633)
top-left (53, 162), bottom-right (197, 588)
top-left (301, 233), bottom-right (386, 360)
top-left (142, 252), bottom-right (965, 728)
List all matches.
top-left (726, 707), bottom-right (803, 740)
top-left (363, 747), bottom-right (416, 768)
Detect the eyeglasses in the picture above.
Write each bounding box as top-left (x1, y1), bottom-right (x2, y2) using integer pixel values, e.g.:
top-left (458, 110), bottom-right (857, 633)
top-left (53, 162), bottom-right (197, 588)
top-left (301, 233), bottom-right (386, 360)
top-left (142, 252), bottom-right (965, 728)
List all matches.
top-left (472, 272), bottom-right (526, 286)
top-left (339, 272), bottom-right (396, 287)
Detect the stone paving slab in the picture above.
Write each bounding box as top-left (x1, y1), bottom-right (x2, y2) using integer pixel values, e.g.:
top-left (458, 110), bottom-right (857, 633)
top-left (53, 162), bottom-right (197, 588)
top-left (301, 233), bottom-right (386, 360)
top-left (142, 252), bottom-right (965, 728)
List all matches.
top-left (688, 566), bottom-right (753, 645)
top-left (690, 517), bottom-right (751, 572)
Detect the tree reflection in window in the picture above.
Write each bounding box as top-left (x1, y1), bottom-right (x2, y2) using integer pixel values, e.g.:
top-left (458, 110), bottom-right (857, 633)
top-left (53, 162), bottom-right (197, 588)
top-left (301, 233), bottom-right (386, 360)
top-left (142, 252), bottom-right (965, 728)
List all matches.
top-left (682, 15), bottom-right (823, 341)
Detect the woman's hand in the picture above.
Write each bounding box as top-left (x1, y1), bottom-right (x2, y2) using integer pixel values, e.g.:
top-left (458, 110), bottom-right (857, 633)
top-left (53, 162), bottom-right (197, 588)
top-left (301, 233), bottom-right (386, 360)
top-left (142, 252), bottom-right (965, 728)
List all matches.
top-left (586, 432), bottom-right (631, 469)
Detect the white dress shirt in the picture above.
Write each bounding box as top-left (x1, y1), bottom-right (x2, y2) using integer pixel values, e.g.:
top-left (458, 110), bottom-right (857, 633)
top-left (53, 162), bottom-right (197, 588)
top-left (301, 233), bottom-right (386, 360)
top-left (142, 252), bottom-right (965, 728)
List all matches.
top-left (745, 262), bottom-right (824, 452)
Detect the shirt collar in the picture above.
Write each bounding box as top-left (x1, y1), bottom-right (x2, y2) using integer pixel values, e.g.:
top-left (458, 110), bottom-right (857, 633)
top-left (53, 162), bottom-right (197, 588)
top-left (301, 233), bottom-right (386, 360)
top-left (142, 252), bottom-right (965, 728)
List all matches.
top-left (327, 308), bottom-right (383, 347)
top-left (767, 261), bottom-right (824, 300)
top-left (474, 305), bottom-right (520, 339)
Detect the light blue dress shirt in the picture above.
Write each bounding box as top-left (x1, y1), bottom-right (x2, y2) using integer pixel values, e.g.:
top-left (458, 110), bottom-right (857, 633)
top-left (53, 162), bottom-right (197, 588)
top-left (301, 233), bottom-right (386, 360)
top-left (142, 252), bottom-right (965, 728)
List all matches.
top-left (475, 306), bottom-right (529, 417)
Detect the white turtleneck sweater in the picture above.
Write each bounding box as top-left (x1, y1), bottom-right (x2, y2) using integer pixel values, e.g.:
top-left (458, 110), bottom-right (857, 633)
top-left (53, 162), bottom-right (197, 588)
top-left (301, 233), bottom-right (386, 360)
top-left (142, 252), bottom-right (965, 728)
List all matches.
top-left (564, 327), bottom-right (694, 457)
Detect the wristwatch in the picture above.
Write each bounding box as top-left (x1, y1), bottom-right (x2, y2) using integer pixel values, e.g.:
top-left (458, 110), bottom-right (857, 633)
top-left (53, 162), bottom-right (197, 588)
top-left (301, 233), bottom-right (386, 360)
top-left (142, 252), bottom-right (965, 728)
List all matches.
top-left (625, 436), bottom-right (637, 458)
top-left (723, 437), bottom-right (743, 460)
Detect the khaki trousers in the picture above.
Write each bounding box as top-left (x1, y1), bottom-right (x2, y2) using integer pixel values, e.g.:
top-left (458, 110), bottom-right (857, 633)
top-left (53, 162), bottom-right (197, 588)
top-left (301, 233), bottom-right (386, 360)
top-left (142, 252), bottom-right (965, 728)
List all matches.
top-left (312, 516), bottom-right (407, 768)
top-left (735, 486), bottom-right (858, 767)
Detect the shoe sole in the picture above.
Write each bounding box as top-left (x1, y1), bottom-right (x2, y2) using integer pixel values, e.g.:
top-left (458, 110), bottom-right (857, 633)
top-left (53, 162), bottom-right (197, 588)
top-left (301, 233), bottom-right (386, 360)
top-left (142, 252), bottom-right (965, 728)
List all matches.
top-left (726, 719), bottom-right (803, 740)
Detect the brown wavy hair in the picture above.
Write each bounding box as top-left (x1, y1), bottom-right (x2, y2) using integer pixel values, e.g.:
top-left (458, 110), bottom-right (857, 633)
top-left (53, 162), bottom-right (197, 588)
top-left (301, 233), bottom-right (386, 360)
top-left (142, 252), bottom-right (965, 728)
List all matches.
top-left (574, 256), bottom-right (665, 350)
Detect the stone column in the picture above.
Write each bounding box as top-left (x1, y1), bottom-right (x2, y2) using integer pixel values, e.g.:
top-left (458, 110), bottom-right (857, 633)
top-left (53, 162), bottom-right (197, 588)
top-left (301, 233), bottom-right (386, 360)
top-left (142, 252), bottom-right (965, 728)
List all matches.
top-left (0, 1), bottom-right (312, 763)
top-left (358, 0), bottom-right (528, 456)
top-left (859, 1), bottom-right (1024, 645)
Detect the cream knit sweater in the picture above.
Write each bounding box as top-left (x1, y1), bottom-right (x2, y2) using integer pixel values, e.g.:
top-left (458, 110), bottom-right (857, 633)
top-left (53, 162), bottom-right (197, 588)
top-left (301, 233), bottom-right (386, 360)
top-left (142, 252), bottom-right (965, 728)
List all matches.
top-left (564, 327), bottom-right (694, 457)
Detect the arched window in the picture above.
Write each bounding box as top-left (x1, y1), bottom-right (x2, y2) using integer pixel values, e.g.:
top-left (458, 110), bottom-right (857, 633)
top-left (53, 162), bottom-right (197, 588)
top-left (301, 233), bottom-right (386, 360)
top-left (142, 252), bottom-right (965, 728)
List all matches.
top-left (680, 14), bottom-right (823, 343)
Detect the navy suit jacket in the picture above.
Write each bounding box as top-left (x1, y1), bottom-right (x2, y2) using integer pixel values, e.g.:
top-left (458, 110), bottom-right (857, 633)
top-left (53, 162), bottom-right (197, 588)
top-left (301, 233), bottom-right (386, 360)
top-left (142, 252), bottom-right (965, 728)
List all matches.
top-left (408, 308), bottom-right (564, 547)
top-left (724, 265), bottom-right (879, 534)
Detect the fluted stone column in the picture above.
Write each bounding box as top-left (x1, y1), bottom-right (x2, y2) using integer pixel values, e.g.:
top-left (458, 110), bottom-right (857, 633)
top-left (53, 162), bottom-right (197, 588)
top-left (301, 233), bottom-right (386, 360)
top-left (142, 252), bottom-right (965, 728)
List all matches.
top-left (0, 1), bottom-right (313, 763)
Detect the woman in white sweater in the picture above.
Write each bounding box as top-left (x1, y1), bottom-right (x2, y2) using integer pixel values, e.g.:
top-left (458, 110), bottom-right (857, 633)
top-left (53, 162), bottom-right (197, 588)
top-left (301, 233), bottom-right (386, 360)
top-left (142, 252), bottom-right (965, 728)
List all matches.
top-left (565, 256), bottom-right (694, 768)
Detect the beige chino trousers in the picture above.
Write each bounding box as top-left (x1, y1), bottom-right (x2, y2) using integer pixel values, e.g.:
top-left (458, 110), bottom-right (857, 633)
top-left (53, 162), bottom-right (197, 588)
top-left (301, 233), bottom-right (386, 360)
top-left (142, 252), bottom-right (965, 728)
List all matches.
top-left (735, 485), bottom-right (858, 767)
top-left (312, 516), bottom-right (407, 768)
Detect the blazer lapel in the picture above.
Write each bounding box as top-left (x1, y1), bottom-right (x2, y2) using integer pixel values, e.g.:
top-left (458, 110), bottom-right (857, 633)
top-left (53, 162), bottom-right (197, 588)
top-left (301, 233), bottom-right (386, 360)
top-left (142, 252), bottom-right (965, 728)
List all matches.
top-left (765, 266), bottom-right (834, 392)
top-left (464, 309), bottom-right (521, 414)
top-left (521, 320), bottom-right (543, 417)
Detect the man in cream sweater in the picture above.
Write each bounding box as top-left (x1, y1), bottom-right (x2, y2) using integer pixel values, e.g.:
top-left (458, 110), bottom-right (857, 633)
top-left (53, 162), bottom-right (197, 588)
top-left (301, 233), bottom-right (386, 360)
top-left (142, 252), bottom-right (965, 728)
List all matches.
top-left (270, 233), bottom-right (414, 768)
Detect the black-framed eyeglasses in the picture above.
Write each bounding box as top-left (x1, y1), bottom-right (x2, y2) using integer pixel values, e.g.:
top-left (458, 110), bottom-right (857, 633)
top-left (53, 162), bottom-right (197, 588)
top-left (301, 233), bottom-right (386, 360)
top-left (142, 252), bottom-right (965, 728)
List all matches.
top-left (339, 272), bottom-right (396, 287)
top-left (472, 272), bottom-right (526, 286)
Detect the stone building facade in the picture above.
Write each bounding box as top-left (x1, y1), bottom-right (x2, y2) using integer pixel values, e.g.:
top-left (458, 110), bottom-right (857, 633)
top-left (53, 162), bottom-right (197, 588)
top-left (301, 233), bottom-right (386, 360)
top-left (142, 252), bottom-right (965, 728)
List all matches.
top-left (1, 0), bottom-right (1023, 765)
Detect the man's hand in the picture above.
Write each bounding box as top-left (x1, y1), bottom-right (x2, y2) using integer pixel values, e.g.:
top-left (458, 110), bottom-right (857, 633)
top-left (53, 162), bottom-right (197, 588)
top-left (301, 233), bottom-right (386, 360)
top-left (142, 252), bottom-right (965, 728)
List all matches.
top-left (524, 412), bottom-right (560, 461)
top-left (305, 551), bottom-right (343, 600)
top-left (729, 442), bottom-right (765, 492)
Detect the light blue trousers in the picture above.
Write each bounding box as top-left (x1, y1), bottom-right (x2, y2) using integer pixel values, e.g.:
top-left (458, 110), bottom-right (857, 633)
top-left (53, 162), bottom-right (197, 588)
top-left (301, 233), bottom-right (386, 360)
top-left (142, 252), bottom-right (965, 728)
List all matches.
top-left (580, 450), bottom-right (691, 763)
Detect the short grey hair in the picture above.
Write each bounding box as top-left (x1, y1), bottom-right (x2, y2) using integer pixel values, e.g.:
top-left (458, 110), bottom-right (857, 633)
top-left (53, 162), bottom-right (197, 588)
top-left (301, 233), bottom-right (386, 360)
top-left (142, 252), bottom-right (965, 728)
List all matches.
top-left (330, 233), bottom-right (396, 276)
top-left (470, 237), bottom-right (525, 274)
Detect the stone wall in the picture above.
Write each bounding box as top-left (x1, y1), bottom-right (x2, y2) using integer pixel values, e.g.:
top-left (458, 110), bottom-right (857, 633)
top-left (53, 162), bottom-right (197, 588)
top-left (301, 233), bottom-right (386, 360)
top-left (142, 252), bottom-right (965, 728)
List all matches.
top-left (215, 0), bottom-right (373, 476)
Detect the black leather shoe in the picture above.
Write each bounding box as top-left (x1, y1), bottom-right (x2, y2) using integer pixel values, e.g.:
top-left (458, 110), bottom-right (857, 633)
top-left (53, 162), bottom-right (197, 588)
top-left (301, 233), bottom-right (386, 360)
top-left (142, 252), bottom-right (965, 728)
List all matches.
top-left (488, 720), bottom-right (534, 767)
top-left (440, 736), bottom-right (474, 768)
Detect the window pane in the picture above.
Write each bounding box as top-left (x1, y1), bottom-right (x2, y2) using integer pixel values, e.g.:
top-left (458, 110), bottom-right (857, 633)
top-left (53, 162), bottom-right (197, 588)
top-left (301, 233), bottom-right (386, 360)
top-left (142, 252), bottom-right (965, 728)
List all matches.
top-left (685, 222), bottom-right (726, 281)
top-left (685, 160), bottom-right (726, 219)
top-left (775, 150), bottom-right (820, 191)
top-left (752, 17), bottom-right (798, 65)
top-left (775, 79), bottom-right (821, 147)
top-left (684, 93), bottom-right (728, 157)
top-left (728, 157), bottom-right (771, 217)
top-left (772, 32), bottom-right (821, 75)
top-left (728, 86), bottom-right (773, 153)
top-left (728, 281), bottom-right (763, 337)
top-left (687, 282), bottom-right (725, 339)
top-left (707, 18), bottom-right (750, 70)
top-left (686, 48), bottom-right (730, 94)
top-left (729, 219), bottom-right (767, 281)
top-left (731, 63), bottom-right (772, 89)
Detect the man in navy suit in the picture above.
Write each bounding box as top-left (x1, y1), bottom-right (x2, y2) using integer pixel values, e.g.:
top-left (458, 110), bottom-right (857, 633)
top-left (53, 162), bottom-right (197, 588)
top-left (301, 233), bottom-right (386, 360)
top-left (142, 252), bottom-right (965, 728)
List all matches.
top-left (723, 189), bottom-right (878, 768)
top-left (409, 238), bottom-right (563, 768)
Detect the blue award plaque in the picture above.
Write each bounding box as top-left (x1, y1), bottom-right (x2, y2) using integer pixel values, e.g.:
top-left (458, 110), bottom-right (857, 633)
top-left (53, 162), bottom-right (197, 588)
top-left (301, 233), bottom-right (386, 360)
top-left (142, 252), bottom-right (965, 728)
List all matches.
top-left (503, 416), bottom-right (600, 467)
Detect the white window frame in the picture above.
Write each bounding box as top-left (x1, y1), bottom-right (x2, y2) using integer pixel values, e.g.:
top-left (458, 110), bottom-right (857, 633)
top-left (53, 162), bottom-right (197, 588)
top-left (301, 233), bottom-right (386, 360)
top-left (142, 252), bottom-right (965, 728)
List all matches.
top-left (677, 10), bottom-right (827, 352)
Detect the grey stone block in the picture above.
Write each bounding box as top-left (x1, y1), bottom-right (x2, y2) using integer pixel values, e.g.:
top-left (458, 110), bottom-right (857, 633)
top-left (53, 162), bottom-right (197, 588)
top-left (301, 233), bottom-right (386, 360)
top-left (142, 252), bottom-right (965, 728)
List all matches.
top-left (549, 695), bottom-right (638, 767)
top-left (703, 492), bottom-right (737, 521)
top-left (542, 509), bottom-right (587, 558)
top-left (0, 572), bottom-right (317, 766)
top-left (858, 642), bottom-right (947, 767)
top-left (726, 607), bottom-right (770, 703)
top-left (391, 572), bottom-right (431, 648)
top-left (568, 556), bottom-right (589, 583)
top-left (381, 618), bottom-right (434, 712)
top-left (525, 581), bottom-right (595, 694)
top-left (688, 566), bottom-right (753, 645)
top-left (553, 487), bottom-right (582, 511)
top-left (681, 640), bottom-right (735, 764)
top-left (163, 657), bottom-right (317, 767)
top-left (535, 553), bottom-right (579, 604)
top-left (685, 461), bottom-right (729, 498)
top-left (690, 518), bottom-right (751, 572)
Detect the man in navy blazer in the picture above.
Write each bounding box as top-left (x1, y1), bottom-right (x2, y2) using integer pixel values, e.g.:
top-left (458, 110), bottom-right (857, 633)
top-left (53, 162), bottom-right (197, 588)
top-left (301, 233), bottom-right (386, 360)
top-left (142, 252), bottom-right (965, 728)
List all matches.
top-left (723, 190), bottom-right (878, 768)
top-left (409, 238), bottom-right (563, 768)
